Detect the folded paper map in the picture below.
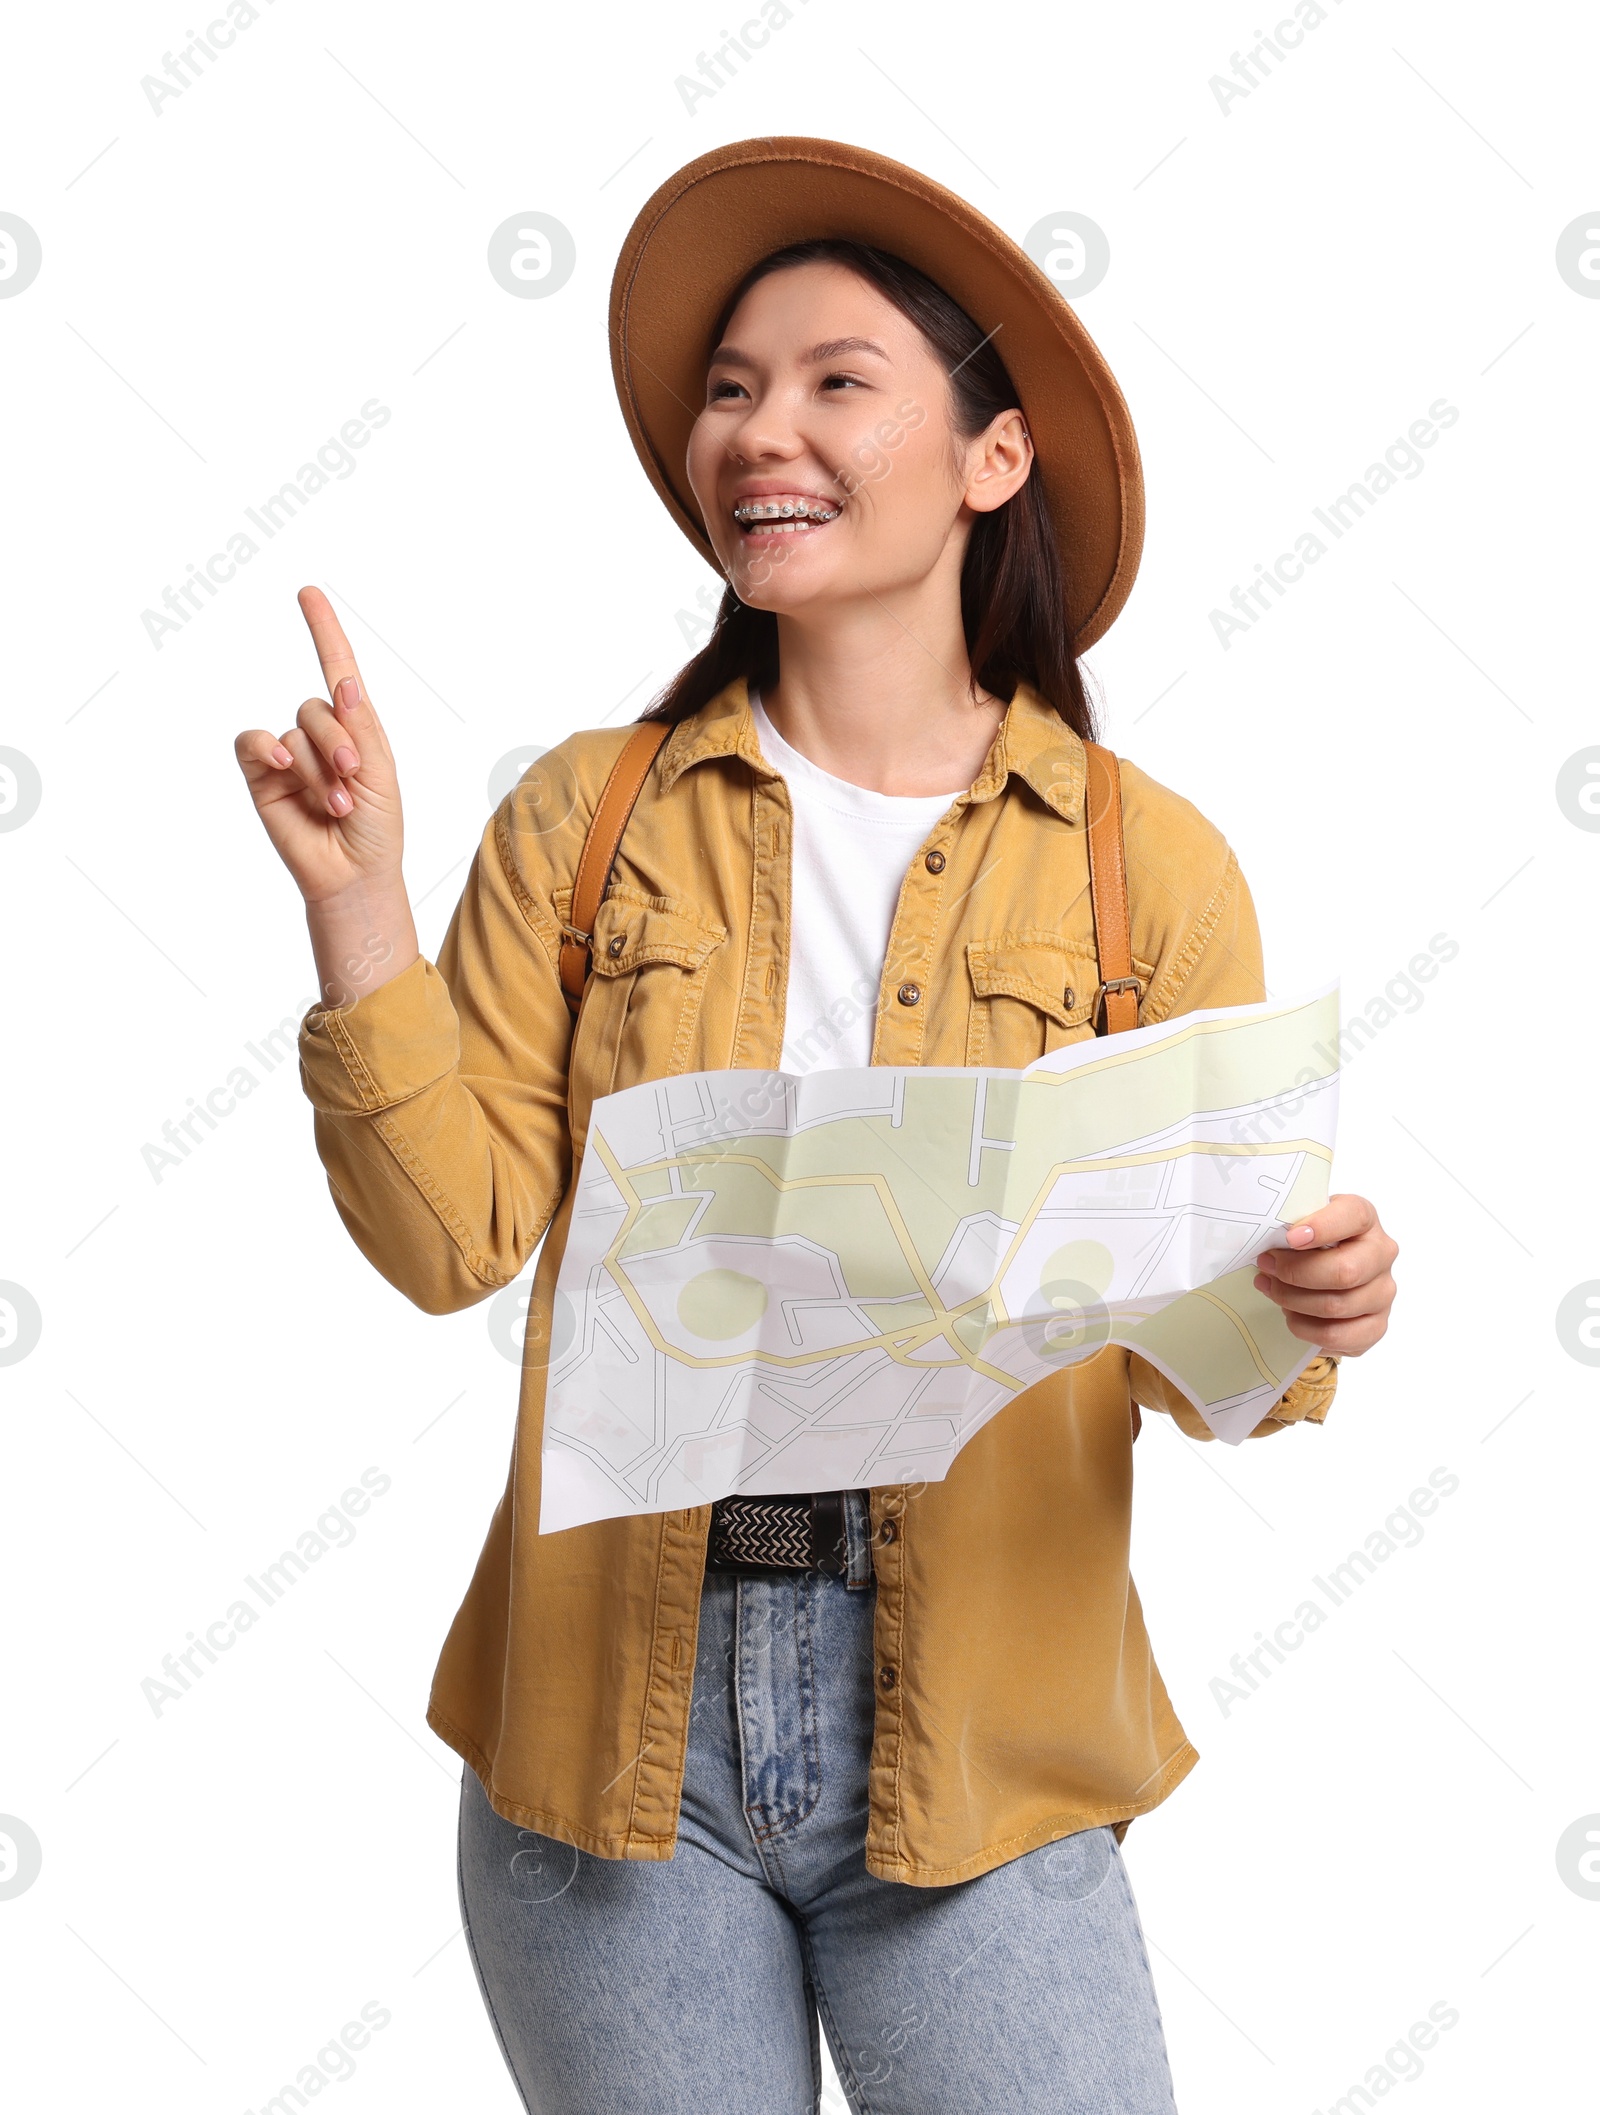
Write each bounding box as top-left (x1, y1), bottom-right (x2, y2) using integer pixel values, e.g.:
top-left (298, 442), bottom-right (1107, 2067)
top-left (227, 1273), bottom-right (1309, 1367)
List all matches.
top-left (538, 983), bottom-right (1340, 1533)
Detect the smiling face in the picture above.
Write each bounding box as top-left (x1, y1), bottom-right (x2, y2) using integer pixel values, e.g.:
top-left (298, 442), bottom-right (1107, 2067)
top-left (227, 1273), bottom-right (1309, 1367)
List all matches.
top-left (686, 259), bottom-right (1031, 619)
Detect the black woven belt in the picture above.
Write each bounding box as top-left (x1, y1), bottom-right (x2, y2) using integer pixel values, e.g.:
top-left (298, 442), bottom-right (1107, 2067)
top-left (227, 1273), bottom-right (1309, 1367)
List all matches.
top-left (706, 1491), bottom-right (850, 1576)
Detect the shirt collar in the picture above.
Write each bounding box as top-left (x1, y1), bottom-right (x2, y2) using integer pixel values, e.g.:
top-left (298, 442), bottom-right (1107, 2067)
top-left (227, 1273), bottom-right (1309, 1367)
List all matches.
top-left (657, 673), bottom-right (1086, 823)
top-left (657, 675), bottom-right (775, 790)
top-left (971, 679), bottom-right (1088, 824)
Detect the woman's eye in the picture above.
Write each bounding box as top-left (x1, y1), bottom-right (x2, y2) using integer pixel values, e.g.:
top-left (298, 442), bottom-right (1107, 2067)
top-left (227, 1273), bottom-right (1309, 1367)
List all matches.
top-left (820, 372), bottom-right (864, 391)
top-left (707, 379), bottom-right (746, 401)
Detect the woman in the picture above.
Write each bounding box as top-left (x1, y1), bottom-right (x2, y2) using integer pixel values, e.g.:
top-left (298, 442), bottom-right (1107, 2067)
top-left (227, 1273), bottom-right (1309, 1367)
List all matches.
top-left (237, 140), bottom-right (1397, 2113)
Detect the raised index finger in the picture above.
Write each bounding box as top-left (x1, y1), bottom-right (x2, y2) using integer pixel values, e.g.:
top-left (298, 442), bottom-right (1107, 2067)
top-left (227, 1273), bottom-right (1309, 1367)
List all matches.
top-left (298, 584), bottom-right (367, 709)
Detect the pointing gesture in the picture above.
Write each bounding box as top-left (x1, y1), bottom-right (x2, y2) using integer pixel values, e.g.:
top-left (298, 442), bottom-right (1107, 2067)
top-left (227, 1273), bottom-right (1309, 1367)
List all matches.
top-left (236, 587), bottom-right (418, 1008)
top-left (235, 586), bottom-right (404, 903)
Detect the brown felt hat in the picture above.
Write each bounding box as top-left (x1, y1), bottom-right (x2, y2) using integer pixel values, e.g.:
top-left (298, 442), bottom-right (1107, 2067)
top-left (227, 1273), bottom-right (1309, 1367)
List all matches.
top-left (609, 136), bottom-right (1143, 652)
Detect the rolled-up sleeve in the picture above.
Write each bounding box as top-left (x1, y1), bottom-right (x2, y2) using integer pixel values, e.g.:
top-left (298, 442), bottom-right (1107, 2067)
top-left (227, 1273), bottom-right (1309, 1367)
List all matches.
top-left (1130, 1349), bottom-right (1341, 1440)
top-left (297, 796), bottom-right (574, 1315)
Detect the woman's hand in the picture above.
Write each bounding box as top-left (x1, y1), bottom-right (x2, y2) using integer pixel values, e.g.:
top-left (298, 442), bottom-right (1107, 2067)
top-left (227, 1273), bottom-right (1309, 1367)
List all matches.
top-left (234, 586), bottom-right (404, 904)
top-left (235, 587), bottom-right (419, 1010)
top-left (1254, 1195), bottom-right (1398, 1355)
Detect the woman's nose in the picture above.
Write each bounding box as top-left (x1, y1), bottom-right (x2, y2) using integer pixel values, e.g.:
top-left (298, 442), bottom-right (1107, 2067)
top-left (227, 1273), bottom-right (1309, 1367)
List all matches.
top-left (727, 393), bottom-right (806, 463)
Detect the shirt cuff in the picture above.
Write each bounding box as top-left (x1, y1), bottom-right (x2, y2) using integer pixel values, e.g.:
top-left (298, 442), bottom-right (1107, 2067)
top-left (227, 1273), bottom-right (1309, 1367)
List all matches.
top-left (1248, 1352), bottom-right (1341, 1437)
top-left (297, 953), bottom-right (461, 1115)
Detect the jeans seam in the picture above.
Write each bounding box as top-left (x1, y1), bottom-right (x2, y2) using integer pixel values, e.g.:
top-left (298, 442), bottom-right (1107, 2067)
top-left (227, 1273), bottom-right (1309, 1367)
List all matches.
top-left (797, 1916), bottom-right (875, 2115)
top-left (456, 1773), bottom-right (535, 2115)
top-left (1110, 1843), bottom-right (1181, 2114)
top-left (797, 1577), bottom-right (823, 1823)
top-left (798, 1945), bottom-right (824, 2115)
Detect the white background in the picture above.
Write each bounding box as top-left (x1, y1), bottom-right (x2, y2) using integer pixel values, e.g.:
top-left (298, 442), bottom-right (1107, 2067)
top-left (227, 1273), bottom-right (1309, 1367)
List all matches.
top-left (3, 0), bottom-right (1596, 2108)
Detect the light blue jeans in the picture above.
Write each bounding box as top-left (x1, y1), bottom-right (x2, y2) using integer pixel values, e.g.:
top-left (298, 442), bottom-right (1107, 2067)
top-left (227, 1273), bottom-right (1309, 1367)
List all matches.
top-left (457, 1491), bottom-right (1178, 2113)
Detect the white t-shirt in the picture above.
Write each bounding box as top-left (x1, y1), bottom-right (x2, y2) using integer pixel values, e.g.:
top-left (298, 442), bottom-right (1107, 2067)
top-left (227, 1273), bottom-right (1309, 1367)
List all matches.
top-left (750, 692), bottom-right (968, 1075)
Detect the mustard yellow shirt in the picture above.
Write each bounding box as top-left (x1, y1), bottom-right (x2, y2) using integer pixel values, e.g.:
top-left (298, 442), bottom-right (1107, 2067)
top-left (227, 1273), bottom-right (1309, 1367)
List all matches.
top-left (296, 677), bottom-right (1337, 1885)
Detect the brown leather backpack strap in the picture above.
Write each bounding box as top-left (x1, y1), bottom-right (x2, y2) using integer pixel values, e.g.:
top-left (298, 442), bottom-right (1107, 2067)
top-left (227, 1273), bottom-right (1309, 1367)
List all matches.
top-left (557, 719), bottom-right (671, 1017)
top-left (1082, 740), bottom-right (1140, 1036)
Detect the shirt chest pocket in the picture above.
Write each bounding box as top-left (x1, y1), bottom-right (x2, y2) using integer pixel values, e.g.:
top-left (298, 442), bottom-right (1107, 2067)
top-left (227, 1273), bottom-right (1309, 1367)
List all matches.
top-left (963, 933), bottom-right (1154, 1066)
top-left (559, 883), bottom-right (729, 1100)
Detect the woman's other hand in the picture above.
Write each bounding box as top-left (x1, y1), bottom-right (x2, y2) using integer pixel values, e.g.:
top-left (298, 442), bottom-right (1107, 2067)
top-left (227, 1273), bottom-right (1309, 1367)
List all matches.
top-left (1254, 1195), bottom-right (1399, 1355)
top-left (235, 587), bottom-right (419, 1010)
top-left (234, 586), bottom-right (404, 903)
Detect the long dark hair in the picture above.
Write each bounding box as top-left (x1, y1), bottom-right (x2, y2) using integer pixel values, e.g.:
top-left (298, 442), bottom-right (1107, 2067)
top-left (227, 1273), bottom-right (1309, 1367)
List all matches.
top-left (640, 239), bottom-right (1096, 740)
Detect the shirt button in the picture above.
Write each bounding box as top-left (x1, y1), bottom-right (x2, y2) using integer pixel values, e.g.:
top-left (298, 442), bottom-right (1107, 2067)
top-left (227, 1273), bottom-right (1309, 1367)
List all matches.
top-left (878, 1665), bottom-right (898, 1690)
top-left (896, 982), bottom-right (921, 1007)
top-left (607, 935), bottom-right (625, 957)
top-left (1063, 985), bottom-right (1075, 1008)
top-left (924, 849), bottom-right (946, 873)
top-left (878, 1518), bottom-right (897, 1544)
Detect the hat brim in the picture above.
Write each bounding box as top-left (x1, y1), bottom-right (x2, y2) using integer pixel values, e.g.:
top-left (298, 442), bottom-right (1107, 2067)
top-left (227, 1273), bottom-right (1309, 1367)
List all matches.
top-left (609, 135), bottom-right (1143, 653)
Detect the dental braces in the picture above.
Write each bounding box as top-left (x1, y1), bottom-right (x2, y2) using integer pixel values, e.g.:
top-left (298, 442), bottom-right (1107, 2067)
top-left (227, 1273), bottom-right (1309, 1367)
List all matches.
top-left (732, 499), bottom-right (842, 524)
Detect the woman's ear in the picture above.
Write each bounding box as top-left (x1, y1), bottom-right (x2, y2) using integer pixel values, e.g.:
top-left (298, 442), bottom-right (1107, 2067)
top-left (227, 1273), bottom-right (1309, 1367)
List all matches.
top-left (963, 410), bottom-right (1033, 516)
